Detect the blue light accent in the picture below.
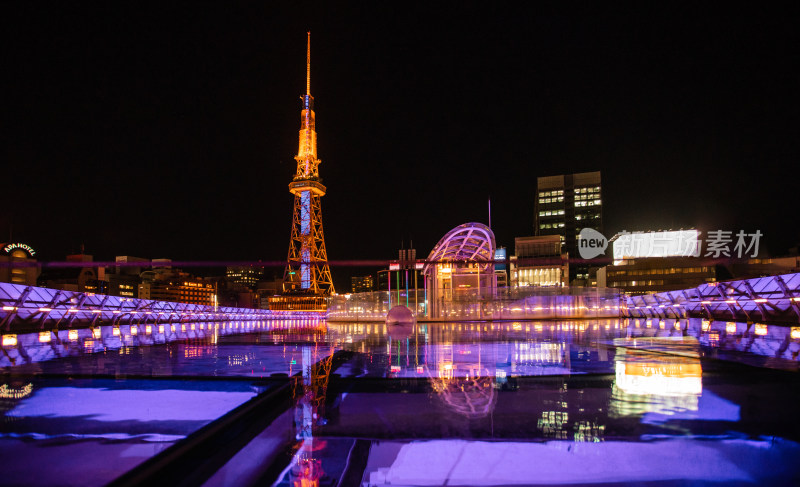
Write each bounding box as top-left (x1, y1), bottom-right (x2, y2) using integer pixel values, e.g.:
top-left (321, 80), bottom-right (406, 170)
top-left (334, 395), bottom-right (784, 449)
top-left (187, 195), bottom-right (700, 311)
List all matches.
top-left (495, 248), bottom-right (507, 271)
top-left (301, 191), bottom-right (310, 236)
top-left (301, 248), bottom-right (310, 289)
top-left (301, 190), bottom-right (310, 289)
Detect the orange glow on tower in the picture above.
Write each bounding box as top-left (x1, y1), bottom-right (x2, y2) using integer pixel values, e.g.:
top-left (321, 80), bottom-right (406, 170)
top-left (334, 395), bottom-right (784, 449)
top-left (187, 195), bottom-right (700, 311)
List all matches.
top-left (283, 32), bottom-right (335, 296)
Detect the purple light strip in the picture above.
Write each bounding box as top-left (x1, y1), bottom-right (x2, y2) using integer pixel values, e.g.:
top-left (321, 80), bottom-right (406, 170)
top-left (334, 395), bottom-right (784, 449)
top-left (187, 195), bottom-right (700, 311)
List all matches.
top-left (2, 258), bottom-right (514, 269)
top-left (0, 260), bottom-right (388, 269)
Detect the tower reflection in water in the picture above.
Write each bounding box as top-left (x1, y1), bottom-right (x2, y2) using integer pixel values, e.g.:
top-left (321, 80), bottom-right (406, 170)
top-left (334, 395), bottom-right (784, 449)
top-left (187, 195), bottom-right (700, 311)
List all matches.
top-left (286, 344), bottom-right (334, 487)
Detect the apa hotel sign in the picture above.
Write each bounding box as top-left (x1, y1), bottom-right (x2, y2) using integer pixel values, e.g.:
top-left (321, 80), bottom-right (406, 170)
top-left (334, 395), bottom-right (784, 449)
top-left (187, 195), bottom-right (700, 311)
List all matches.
top-left (4, 243), bottom-right (36, 257)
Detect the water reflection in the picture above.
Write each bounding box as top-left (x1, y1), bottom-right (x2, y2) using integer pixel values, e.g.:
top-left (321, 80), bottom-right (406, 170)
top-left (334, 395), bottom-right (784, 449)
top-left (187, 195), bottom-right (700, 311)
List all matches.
top-left (0, 320), bottom-right (328, 377)
top-left (625, 318), bottom-right (800, 370)
top-left (611, 339), bottom-right (703, 418)
top-left (282, 344), bottom-right (335, 487)
top-left (0, 314), bottom-right (799, 486)
top-left (327, 319), bottom-right (624, 380)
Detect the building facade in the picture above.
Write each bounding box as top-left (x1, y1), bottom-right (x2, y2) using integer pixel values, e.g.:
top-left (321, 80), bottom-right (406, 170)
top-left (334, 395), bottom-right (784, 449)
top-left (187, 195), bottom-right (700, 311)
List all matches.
top-left (139, 268), bottom-right (215, 305)
top-left (534, 171), bottom-right (603, 283)
top-left (598, 257), bottom-right (716, 295)
top-left (226, 266), bottom-right (264, 289)
top-left (511, 235), bottom-right (569, 287)
top-left (351, 275), bottom-right (374, 293)
top-left (103, 255), bottom-right (149, 298)
top-left (599, 229), bottom-right (800, 295)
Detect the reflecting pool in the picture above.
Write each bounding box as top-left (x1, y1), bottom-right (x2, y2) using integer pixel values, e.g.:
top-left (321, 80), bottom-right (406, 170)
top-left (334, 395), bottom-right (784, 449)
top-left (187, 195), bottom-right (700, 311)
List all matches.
top-left (1, 317), bottom-right (799, 486)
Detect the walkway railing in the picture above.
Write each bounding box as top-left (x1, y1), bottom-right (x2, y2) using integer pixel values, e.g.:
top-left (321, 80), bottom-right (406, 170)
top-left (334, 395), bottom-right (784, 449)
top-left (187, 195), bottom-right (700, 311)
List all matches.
top-left (626, 272), bottom-right (800, 324)
top-left (327, 287), bottom-right (626, 322)
top-left (0, 282), bottom-right (322, 332)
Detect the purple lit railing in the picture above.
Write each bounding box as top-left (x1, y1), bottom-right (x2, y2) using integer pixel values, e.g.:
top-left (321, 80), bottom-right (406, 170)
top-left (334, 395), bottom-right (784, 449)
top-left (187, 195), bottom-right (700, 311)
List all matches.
top-left (626, 272), bottom-right (800, 324)
top-left (0, 282), bottom-right (323, 331)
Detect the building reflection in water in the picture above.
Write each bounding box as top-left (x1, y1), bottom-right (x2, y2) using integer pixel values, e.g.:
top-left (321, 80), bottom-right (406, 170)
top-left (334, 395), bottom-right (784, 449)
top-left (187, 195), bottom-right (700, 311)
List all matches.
top-left (327, 320), bottom-right (617, 433)
top-left (610, 337), bottom-right (702, 418)
top-left (427, 336), bottom-right (498, 420)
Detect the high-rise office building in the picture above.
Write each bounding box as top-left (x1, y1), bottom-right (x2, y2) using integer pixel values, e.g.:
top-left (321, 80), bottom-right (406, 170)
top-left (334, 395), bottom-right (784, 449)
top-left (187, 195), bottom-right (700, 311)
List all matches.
top-left (226, 266), bottom-right (264, 289)
top-left (350, 275), bottom-right (374, 293)
top-left (534, 171), bottom-right (603, 283)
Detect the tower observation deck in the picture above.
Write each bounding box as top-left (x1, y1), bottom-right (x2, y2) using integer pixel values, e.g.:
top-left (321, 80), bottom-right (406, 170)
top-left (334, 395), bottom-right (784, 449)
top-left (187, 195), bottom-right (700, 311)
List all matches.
top-left (282, 32), bottom-right (335, 298)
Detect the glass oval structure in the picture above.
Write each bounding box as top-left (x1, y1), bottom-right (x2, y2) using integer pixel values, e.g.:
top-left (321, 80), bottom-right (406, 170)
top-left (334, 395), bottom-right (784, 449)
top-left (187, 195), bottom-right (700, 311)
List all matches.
top-left (424, 222), bottom-right (497, 318)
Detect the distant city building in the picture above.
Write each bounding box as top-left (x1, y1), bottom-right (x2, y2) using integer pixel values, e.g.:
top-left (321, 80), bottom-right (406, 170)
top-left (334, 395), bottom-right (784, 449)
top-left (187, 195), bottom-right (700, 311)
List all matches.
top-left (104, 256), bottom-right (149, 298)
top-left (351, 275), bottom-right (374, 293)
top-left (598, 257), bottom-right (716, 295)
top-left (0, 242), bottom-right (39, 286)
top-left (511, 235), bottom-right (568, 287)
top-left (226, 266), bottom-right (264, 289)
top-left (598, 229), bottom-right (800, 295)
top-left (598, 230), bottom-right (712, 294)
top-left (114, 256), bottom-right (150, 275)
top-left (151, 259), bottom-right (173, 269)
top-left (377, 269), bottom-right (391, 291)
top-left (256, 276), bottom-right (284, 309)
top-left (38, 252), bottom-right (103, 293)
top-left (719, 256), bottom-right (800, 281)
top-left (535, 171), bottom-right (603, 283)
top-left (599, 230), bottom-right (706, 293)
top-left (139, 267), bottom-right (214, 305)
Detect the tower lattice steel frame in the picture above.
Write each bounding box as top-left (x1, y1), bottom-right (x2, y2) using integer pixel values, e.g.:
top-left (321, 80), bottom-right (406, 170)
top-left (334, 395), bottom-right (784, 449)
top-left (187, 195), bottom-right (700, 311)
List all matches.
top-left (283, 33), bottom-right (335, 295)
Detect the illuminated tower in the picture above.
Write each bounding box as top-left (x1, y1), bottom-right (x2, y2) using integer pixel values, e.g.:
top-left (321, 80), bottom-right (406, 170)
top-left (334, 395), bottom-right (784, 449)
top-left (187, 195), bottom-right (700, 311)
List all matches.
top-left (283, 32), bottom-right (335, 295)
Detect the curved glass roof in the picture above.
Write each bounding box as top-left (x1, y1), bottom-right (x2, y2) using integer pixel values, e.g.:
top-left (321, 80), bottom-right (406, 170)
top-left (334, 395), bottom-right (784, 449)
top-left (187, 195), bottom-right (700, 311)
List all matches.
top-left (424, 222), bottom-right (496, 273)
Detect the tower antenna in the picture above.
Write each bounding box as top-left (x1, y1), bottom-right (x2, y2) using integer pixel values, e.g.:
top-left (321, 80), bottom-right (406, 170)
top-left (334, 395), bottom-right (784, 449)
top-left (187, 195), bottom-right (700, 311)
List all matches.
top-left (488, 196), bottom-right (492, 229)
top-left (306, 31), bottom-right (311, 96)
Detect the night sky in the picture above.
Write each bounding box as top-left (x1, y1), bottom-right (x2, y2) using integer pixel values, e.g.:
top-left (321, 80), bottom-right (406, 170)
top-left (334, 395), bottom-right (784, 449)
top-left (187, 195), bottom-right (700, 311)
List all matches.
top-left (3, 4), bottom-right (799, 289)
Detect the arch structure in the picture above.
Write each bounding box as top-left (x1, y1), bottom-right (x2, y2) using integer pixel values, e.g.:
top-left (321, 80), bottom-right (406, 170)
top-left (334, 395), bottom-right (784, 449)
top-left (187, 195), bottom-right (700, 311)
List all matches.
top-left (424, 223), bottom-right (497, 318)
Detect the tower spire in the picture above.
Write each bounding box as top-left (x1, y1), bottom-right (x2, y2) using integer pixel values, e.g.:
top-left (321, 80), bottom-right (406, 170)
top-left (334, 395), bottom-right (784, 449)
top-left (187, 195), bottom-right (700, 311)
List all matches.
top-left (281, 32), bottom-right (334, 298)
top-left (306, 31), bottom-right (311, 96)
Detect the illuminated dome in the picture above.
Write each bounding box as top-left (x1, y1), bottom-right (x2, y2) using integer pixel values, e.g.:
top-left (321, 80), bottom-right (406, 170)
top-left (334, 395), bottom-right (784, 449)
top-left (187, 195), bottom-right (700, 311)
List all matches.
top-left (424, 223), bottom-right (496, 271)
top-left (423, 223), bottom-right (497, 318)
